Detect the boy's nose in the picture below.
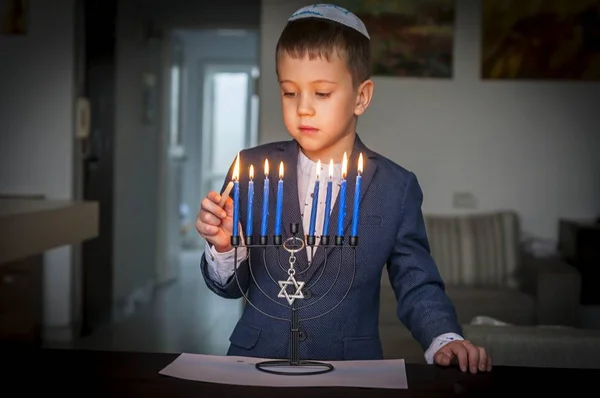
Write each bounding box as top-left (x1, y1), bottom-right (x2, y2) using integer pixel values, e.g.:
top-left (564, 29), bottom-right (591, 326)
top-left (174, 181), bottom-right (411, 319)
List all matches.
top-left (297, 95), bottom-right (315, 116)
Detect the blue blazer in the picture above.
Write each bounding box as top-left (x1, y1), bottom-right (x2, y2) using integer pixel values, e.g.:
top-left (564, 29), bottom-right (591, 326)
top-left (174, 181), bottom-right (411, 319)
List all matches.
top-left (201, 135), bottom-right (461, 361)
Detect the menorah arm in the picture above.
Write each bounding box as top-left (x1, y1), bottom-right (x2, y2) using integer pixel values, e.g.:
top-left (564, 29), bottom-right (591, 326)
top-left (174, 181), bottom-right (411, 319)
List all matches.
top-left (200, 251), bottom-right (251, 299)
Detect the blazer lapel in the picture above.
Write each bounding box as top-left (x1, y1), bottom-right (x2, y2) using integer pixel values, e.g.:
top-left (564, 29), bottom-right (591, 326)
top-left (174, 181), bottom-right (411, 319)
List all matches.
top-left (302, 135), bottom-right (378, 284)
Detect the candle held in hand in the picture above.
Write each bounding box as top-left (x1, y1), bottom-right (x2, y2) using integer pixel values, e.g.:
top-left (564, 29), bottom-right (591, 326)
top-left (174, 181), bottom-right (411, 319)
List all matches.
top-left (260, 160), bottom-right (269, 237)
top-left (308, 160), bottom-right (321, 237)
top-left (274, 161), bottom-right (284, 237)
top-left (351, 153), bottom-right (363, 237)
top-left (218, 181), bottom-right (234, 208)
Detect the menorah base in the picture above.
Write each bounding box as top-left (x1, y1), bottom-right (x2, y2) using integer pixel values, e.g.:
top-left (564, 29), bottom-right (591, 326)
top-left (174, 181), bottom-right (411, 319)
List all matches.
top-left (255, 359), bottom-right (334, 376)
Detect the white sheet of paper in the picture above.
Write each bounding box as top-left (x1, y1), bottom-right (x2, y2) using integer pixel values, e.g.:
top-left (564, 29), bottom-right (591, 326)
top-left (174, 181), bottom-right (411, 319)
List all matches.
top-left (159, 353), bottom-right (407, 389)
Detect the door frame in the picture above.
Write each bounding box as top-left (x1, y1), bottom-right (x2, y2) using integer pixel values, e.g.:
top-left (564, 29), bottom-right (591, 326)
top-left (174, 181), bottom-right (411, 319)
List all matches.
top-left (155, 31), bottom-right (186, 287)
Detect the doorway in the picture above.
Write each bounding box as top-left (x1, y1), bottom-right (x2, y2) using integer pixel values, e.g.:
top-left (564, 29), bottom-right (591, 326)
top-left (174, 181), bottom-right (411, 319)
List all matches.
top-left (156, 28), bottom-right (260, 286)
top-left (192, 63), bottom-right (259, 246)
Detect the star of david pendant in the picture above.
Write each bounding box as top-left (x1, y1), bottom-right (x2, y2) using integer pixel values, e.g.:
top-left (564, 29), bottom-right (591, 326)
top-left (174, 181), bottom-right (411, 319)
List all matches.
top-left (277, 274), bottom-right (305, 305)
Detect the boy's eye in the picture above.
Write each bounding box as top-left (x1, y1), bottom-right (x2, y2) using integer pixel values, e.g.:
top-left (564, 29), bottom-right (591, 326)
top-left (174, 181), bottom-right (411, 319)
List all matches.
top-left (283, 92), bottom-right (296, 97)
top-left (316, 92), bottom-right (331, 98)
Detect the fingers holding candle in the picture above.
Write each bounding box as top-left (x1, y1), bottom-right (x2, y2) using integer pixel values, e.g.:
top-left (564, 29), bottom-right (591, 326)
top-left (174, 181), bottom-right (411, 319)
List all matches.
top-left (196, 191), bottom-right (234, 252)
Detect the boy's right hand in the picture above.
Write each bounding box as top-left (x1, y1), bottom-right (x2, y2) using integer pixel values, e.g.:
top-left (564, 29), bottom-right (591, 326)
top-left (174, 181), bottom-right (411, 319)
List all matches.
top-left (195, 191), bottom-right (233, 253)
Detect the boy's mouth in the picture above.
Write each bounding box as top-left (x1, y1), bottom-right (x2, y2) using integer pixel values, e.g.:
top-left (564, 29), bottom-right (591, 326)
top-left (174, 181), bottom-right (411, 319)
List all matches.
top-left (299, 125), bottom-right (318, 133)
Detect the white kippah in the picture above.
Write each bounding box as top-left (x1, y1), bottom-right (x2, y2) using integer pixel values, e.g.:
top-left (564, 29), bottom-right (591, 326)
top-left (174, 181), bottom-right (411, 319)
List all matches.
top-left (288, 4), bottom-right (370, 40)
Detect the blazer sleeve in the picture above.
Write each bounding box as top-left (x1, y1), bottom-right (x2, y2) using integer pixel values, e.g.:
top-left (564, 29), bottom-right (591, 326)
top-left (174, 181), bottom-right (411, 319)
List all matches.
top-left (386, 171), bottom-right (463, 350)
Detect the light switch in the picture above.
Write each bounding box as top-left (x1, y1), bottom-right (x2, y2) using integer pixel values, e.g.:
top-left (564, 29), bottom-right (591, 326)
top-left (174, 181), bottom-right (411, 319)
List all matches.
top-left (453, 192), bottom-right (477, 209)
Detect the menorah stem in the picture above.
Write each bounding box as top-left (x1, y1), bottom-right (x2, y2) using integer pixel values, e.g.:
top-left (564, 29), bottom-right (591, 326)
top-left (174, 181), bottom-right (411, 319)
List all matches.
top-left (290, 303), bottom-right (299, 365)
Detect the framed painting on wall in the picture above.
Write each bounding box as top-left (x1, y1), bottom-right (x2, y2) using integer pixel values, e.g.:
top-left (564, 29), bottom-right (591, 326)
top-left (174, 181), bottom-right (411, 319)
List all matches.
top-left (337, 0), bottom-right (455, 78)
top-left (482, 0), bottom-right (600, 80)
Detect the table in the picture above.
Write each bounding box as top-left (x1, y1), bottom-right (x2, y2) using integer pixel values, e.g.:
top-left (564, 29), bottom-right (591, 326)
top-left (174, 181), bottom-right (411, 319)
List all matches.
top-left (1, 348), bottom-right (597, 396)
top-left (0, 198), bottom-right (98, 265)
top-left (0, 198), bottom-right (98, 343)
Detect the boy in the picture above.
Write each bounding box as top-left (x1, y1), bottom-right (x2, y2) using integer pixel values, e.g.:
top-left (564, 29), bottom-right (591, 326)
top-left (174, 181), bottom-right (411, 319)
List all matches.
top-left (196, 4), bottom-right (491, 373)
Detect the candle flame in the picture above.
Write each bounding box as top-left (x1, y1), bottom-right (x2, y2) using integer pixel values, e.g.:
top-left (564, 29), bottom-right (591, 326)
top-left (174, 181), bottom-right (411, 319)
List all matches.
top-left (328, 159), bottom-right (333, 179)
top-left (316, 160), bottom-right (321, 180)
top-left (232, 152), bottom-right (240, 181)
top-left (342, 152), bottom-right (348, 179)
top-left (358, 153), bottom-right (363, 175)
top-left (279, 161), bottom-right (284, 179)
top-left (249, 164), bottom-right (254, 180)
top-left (264, 159), bottom-right (269, 177)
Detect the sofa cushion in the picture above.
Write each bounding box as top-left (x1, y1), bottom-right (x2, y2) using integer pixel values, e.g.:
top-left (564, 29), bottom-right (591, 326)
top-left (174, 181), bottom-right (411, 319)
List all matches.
top-left (464, 324), bottom-right (600, 369)
top-left (445, 287), bottom-right (536, 325)
top-left (424, 211), bottom-right (520, 288)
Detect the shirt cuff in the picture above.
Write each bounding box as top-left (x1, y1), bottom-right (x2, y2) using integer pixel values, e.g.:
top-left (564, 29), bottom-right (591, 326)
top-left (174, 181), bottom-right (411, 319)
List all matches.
top-left (424, 333), bottom-right (464, 364)
top-left (204, 234), bottom-right (248, 286)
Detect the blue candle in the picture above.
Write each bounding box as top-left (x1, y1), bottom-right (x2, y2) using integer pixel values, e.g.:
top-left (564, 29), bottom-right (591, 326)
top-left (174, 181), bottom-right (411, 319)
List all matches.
top-left (336, 153), bottom-right (348, 237)
top-left (351, 153), bottom-right (363, 237)
top-left (232, 182), bottom-right (240, 237)
top-left (274, 161), bottom-right (284, 236)
top-left (260, 160), bottom-right (269, 237)
top-left (321, 159), bottom-right (333, 237)
top-left (245, 165), bottom-right (254, 237)
top-left (232, 153), bottom-right (241, 237)
top-left (308, 160), bottom-right (321, 236)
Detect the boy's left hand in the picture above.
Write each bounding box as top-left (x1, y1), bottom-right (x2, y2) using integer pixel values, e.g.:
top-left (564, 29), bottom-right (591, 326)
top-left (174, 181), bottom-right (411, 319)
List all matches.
top-left (433, 340), bottom-right (492, 373)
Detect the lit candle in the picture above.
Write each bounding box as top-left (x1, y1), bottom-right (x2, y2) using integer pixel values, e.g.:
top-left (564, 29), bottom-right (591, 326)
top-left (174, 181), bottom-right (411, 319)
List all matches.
top-left (260, 160), bottom-right (269, 237)
top-left (232, 152), bottom-right (240, 238)
top-left (245, 165), bottom-right (254, 239)
top-left (308, 160), bottom-right (321, 237)
top-left (336, 152), bottom-right (348, 238)
top-left (321, 159), bottom-right (333, 238)
top-left (274, 161), bottom-right (284, 237)
top-left (351, 153), bottom-right (363, 237)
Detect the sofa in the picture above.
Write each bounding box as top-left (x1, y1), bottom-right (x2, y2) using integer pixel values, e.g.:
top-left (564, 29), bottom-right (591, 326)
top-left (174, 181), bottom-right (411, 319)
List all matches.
top-left (464, 324), bottom-right (600, 369)
top-left (378, 210), bottom-right (583, 364)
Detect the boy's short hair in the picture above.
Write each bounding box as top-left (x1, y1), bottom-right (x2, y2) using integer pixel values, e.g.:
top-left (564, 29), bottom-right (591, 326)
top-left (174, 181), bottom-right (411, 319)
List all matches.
top-left (275, 17), bottom-right (371, 87)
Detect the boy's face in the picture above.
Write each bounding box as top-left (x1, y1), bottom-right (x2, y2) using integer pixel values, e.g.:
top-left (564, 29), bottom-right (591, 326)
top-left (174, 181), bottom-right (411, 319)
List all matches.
top-left (277, 51), bottom-right (373, 163)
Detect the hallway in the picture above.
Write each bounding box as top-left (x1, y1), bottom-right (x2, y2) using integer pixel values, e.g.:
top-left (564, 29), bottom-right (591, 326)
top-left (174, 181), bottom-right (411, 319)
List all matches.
top-left (69, 250), bottom-right (243, 355)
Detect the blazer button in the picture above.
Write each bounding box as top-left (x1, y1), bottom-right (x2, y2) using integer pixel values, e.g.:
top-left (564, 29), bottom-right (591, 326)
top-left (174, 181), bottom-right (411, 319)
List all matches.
top-left (298, 329), bottom-right (308, 341)
top-left (302, 288), bottom-right (312, 299)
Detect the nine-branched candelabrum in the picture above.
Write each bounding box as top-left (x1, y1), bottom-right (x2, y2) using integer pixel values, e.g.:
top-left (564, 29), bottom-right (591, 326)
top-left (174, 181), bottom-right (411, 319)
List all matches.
top-left (226, 151), bottom-right (363, 375)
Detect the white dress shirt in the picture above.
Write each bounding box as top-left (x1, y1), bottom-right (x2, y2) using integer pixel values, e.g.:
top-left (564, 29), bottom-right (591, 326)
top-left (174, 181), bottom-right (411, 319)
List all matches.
top-left (204, 149), bottom-right (463, 364)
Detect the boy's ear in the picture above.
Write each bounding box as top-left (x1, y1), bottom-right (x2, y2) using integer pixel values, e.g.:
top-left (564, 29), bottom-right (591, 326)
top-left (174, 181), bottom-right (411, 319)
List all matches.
top-left (354, 79), bottom-right (374, 116)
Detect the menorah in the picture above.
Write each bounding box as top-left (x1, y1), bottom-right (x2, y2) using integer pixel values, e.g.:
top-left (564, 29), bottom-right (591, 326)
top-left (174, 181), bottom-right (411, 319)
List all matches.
top-left (230, 224), bottom-right (358, 376)
top-left (225, 151), bottom-right (364, 376)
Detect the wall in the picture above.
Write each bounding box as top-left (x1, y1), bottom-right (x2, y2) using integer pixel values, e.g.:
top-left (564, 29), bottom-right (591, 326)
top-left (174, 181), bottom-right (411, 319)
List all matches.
top-left (0, 0), bottom-right (262, 337)
top-left (0, 0), bottom-right (76, 339)
top-left (259, 0), bottom-right (600, 241)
